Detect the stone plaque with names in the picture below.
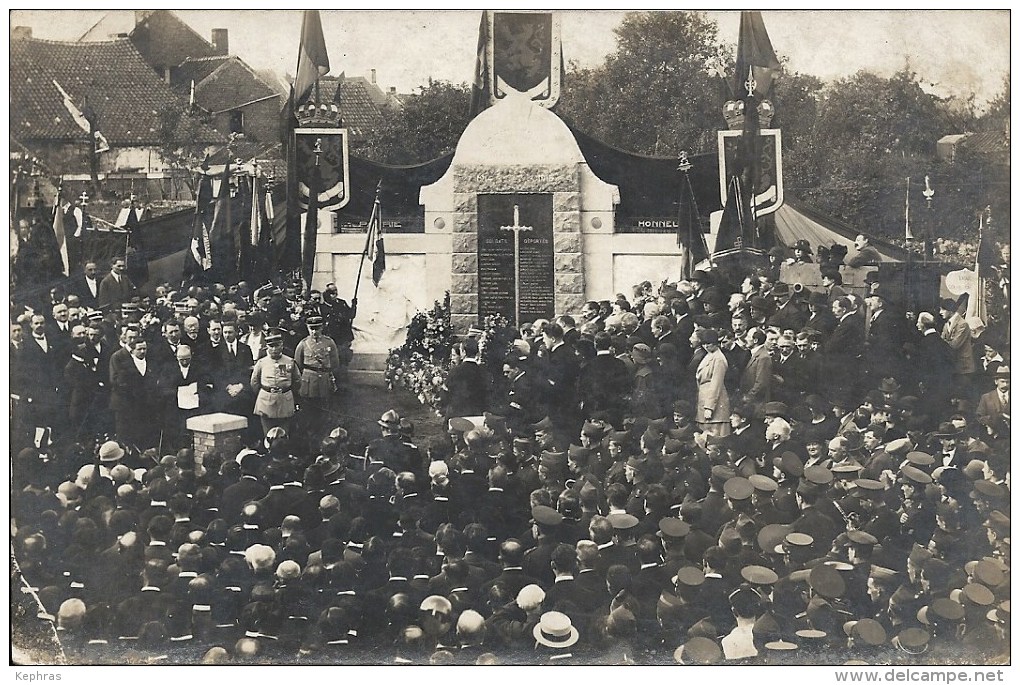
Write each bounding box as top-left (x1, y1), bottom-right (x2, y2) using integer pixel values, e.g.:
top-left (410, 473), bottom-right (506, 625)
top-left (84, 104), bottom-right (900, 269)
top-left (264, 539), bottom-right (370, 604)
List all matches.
top-left (477, 194), bottom-right (554, 324)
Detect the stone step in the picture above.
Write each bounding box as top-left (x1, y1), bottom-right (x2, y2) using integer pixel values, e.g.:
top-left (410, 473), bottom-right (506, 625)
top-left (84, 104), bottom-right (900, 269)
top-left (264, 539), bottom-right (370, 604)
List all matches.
top-left (347, 369), bottom-right (386, 387)
top-left (351, 353), bottom-right (388, 371)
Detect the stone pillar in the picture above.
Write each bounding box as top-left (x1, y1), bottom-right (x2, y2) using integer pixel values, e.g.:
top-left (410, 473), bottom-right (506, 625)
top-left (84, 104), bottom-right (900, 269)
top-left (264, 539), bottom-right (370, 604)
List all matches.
top-left (186, 412), bottom-right (248, 464)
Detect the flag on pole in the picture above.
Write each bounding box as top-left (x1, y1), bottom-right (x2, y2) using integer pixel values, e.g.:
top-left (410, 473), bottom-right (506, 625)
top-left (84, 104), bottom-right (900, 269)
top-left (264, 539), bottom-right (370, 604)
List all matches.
top-left (186, 174), bottom-right (214, 278)
top-left (293, 10), bottom-right (330, 107)
top-left (713, 176), bottom-right (748, 257)
top-left (53, 80), bottom-right (91, 133)
top-left (733, 11), bottom-right (781, 100)
top-left (677, 156), bottom-right (708, 279)
top-left (468, 10), bottom-right (492, 119)
top-left (366, 184), bottom-right (386, 286)
top-left (967, 208), bottom-right (995, 336)
top-left (301, 160), bottom-right (320, 288)
top-left (52, 182), bottom-right (69, 276)
top-left (904, 177), bottom-right (913, 240)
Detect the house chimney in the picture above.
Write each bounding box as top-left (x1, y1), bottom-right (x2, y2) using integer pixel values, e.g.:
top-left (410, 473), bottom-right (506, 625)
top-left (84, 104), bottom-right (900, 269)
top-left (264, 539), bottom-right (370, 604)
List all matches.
top-left (389, 87), bottom-right (396, 95)
top-left (11, 26), bottom-right (32, 41)
top-left (370, 69), bottom-right (377, 85)
top-left (211, 28), bottom-right (229, 55)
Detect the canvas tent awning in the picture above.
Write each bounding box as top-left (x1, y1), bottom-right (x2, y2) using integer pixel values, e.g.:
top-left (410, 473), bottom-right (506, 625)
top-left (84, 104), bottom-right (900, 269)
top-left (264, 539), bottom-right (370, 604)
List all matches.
top-left (774, 196), bottom-right (908, 263)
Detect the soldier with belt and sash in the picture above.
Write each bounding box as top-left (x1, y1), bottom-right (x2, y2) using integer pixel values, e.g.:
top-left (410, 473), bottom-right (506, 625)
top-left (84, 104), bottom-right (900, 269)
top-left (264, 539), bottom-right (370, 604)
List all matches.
top-left (250, 329), bottom-right (301, 437)
top-left (294, 315), bottom-right (341, 442)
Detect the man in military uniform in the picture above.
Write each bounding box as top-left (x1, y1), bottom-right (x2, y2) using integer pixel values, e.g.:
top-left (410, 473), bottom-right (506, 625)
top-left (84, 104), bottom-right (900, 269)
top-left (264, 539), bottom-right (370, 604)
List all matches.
top-left (294, 315), bottom-right (340, 441)
top-left (250, 330), bottom-right (301, 437)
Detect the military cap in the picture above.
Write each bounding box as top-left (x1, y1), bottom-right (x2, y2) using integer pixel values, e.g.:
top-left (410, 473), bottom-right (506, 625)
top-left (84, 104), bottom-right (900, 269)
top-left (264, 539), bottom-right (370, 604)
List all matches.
top-left (532, 416), bottom-right (555, 431)
top-left (900, 465), bottom-right (932, 485)
top-left (930, 597), bottom-right (965, 622)
top-left (607, 512), bottom-right (639, 531)
top-left (957, 583), bottom-right (995, 607)
top-left (846, 619), bottom-right (887, 646)
top-left (973, 559), bottom-right (1005, 587)
top-left (675, 637), bottom-right (722, 665)
top-left (578, 480), bottom-right (598, 503)
top-left (905, 450), bottom-right (935, 467)
top-left (662, 437), bottom-right (684, 455)
top-left (540, 450), bottom-right (566, 470)
top-left (832, 461), bottom-right (864, 478)
top-left (669, 424), bottom-right (695, 440)
top-left (775, 451), bottom-right (804, 478)
top-left (803, 465), bottom-right (833, 485)
top-left (265, 330), bottom-right (284, 344)
top-left (894, 627), bottom-right (930, 653)
top-left (687, 618), bottom-right (718, 640)
top-left (420, 595), bottom-right (453, 616)
top-left (607, 430), bottom-right (631, 445)
top-left (673, 567), bottom-right (705, 587)
top-left (784, 532), bottom-right (814, 548)
top-left (749, 295), bottom-right (773, 312)
top-left (625, 455), bottom-right (648, 472)
top-left (986, 601), bottom-right (1010, 625)
top-left (973, 479), bottom-right (1007, 500)
top-left (853, 478), bottom-right (884, 494)
top-left (532, 505), bottom-right (563, 527)
top-left (809, 565), bottom-right (846, 599)
top-left (907, 544), bottom-right (933, 565)
top-left (87, 309), bottom-right (105, 321)
top-left (658, 517), bottom-right (690, 539)
top-left (987, 510), bottom-right (1010, 534)
top-left (567, 444), bottom-right (591, 461)
top-left (484, 412), bottom-right (507, 433)
top-left (306, 315), bottom-right (324, 327)
top-left (825, 560), bottom-right (854, 572)
top-left (447, 417), bottom-right (474, 434)
top-left (723, 476), bottom-right (754, 500)
top-left (795, 629), bottom-right (828, 644)
top-left (581, 420), bottom-right (606, 438)
top-left (710, 464), bottom-right (737, 484)
top-left (512, 435), bottom-right (533, 447)
top-left (884, 438), bottom-right (913, 456)
top-left (749, 474), bottom-right (778, 493)
top-left (758, 524), bottom-right (792, 554)
top-left (847, 530), bottom-right (878, 546)
top-left (741, 565), bottom-right (779, 586)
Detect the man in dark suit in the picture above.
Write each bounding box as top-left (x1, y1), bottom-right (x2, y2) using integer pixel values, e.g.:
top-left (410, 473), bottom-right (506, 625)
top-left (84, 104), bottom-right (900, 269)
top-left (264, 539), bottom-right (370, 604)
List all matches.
top-left (109, 336), bottom-right (158, 449)
top-left (804, 290), bottom-right (837, 339)
top-left (64, 324), bottom-right (112, 440)
top-left (740, 328), bottom-right (773, 406)
top-left (214, 320), bottom-right (255, 416)
top-left (578, 332), bottom-right (630, 425)
top-left (156, 344), bottom-right (214, 451)
top-left (911, 312), bottom-right (952, 406)
top-left (442, 338), bottom-right (490, 418)
top-left (825, 297), bottom-right (864, 395)
top-left (47, 302), bottom-right (74, 355)
top-left (541, 323), bottom-right (581, 436)
top-left (69, 261), bottom-right (101, 310)
top-left (97, 257), bottom-right (137, 312)
top-left (864, 288), bottom-right (904, 383)
top-left (21, 314), bottom-right (68, 438)
top-left (149, 319), bottom-right (183, 372)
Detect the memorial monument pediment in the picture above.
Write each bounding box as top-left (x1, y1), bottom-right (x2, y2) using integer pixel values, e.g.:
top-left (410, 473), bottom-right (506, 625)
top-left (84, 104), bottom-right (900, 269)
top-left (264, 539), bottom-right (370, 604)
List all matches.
top-left (421, 93), bottom-right (619, 332)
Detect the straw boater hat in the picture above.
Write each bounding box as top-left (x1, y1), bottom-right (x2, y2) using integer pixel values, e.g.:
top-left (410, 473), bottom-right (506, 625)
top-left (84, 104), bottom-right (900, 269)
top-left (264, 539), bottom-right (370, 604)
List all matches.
top-left (533, 611), bottom-right (579, 649)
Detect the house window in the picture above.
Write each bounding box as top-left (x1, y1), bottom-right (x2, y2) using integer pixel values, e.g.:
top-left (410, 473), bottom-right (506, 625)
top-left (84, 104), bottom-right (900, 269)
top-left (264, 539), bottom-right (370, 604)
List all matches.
top-left (229, 111), bottom-right (244, 135)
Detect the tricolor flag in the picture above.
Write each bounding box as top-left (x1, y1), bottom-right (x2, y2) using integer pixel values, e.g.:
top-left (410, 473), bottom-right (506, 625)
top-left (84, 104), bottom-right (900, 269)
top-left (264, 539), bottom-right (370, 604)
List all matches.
top-left (366, 183), bottom-right (386, 286)
top-left (187, 174), bottom-right (214, 277)
top-left (52, 182), bottom-right (69, 276)
top-left (293, 10), bottom-right (330, 107)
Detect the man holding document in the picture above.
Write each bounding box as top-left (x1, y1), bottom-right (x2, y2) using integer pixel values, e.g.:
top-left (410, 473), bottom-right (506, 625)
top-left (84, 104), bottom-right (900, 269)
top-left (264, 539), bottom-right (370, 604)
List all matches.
top-left (157, 344), bottom-right (213, 451)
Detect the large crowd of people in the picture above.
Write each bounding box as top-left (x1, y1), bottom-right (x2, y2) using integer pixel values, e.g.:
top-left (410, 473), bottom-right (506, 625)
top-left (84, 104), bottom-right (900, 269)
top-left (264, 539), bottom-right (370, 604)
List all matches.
top-left (9, 250), bottom-right (1011, 665)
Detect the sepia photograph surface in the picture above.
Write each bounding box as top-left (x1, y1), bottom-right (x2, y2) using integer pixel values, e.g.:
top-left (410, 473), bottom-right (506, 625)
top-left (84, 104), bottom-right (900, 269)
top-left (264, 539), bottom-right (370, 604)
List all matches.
top-left (8, 9), bottom-right (1011, 669)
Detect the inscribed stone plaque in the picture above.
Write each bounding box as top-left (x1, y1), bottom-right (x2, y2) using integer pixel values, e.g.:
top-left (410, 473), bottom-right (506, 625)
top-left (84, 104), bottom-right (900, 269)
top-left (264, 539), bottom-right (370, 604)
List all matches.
top-left (477, 194), bottom-right (554, 324)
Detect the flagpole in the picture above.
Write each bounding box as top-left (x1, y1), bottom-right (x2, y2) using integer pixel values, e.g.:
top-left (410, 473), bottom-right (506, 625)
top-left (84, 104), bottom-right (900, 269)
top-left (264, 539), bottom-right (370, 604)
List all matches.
top-left (353, 181), bottom-right (381, 302)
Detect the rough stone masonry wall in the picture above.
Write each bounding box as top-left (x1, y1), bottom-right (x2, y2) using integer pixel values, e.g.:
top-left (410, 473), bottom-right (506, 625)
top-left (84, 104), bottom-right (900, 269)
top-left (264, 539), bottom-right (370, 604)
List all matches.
top-left (449, 164), bottom-right (584, 333)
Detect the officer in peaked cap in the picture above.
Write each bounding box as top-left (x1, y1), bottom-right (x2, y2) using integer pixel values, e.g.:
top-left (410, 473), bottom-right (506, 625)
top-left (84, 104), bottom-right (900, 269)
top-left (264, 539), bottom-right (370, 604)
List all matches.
top-left (250, 329), bottom-right (301, 437)
top-left (294, 313), bottom-right (340, 441)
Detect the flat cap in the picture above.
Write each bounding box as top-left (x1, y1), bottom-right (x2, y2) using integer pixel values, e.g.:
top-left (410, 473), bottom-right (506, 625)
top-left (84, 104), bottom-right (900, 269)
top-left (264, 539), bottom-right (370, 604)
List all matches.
top-left (607, 513), bottom-right (639, 531)
top-left (675, 637), bottom-right (722, 665)
top-left (658, 517), bottom-right (690, 539)
top-left (804, 465), bottom-right (833, 485)
top-left (741, 565), bottom-right (779, 585)
top-left (749, 474), bottom-right (778, 493)
top-left (532, 505), bottom-right (563, 527)
top-left (847, 530), bottom-right (879, 546)
top-left (723, 476), bottom-right (754, 500)
top-left (809, 565), bottom-right (846, 598)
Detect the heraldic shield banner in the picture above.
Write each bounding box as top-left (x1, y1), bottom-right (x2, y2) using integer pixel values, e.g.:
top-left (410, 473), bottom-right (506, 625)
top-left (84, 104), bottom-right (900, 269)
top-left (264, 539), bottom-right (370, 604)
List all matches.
top-left (295, 128), bottom-right (351, 212)
top-left (717, 128), bottom-right (784, 218)
top-left (489, 11), bottom-right (562, 108)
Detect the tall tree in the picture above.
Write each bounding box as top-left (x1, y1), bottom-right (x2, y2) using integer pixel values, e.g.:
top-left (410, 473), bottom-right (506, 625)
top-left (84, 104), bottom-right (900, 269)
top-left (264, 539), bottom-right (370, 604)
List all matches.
top-left (366, 80), bottom-right (472, 164)
top-left (555, 11), bottom-right (730, 156)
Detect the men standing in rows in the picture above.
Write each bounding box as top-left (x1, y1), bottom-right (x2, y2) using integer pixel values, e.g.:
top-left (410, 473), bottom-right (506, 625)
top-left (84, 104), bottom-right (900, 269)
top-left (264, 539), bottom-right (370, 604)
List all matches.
top-left (98, 257), bottom-right (137, 312)
top-left (294, 315), bottom-right (341, 440)
top-left (250, 330), bottom-right (301, 437)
